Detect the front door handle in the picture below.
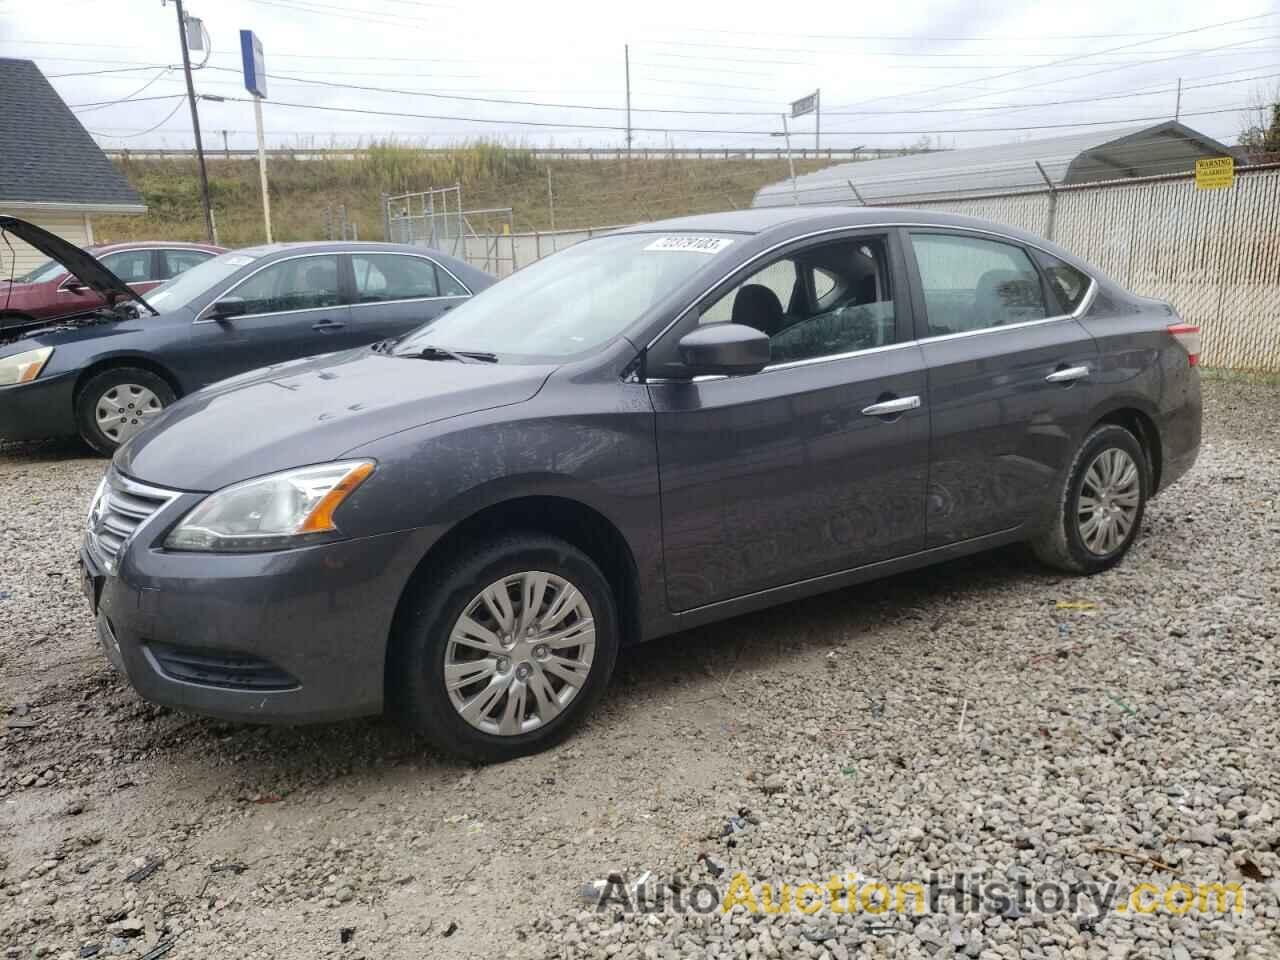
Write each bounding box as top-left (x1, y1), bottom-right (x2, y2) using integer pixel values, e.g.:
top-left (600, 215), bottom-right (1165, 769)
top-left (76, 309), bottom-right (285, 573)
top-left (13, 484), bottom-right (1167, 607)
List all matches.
top-left (861, 395), bottom-right (921, 417)
top-left (312, 319), bottom-right (346, 332)
top-left (1046, 365), bottom-right (1090, 384)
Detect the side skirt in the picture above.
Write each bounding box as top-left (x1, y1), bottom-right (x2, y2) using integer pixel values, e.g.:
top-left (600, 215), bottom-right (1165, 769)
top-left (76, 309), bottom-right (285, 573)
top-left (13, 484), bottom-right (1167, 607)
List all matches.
top-left (641, 526), bottom-right (1026, 642)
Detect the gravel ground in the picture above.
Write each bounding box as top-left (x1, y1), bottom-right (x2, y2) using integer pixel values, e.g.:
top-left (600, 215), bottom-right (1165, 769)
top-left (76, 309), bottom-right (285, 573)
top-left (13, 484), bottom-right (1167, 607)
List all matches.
top-left (1, 379), bottom-right (1277, 960)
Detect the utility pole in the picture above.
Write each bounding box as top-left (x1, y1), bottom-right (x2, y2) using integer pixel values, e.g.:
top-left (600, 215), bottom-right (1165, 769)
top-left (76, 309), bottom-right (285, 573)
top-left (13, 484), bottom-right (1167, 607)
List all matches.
top-left (1175, 77), bottom-right (1183, 121)
top-left (815, 88), bottom-right (821, 152)
top-left (221, 129), bottom-right (229, 159)
top-left (546, 167), bottom-right (556, 232)
top-left (781, 114), bottom-right (798, 206)
top-left (172, 0), bottom-right (214, 243)
top-left (624, 44), bottom-right (632, 157)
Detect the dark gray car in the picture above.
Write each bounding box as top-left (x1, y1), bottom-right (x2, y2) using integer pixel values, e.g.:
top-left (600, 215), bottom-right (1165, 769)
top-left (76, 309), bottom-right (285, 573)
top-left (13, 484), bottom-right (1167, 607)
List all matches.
top-left (77, 207), bottom-right (1201, 761)
top-left (0, 218), bottom-right (492, 454)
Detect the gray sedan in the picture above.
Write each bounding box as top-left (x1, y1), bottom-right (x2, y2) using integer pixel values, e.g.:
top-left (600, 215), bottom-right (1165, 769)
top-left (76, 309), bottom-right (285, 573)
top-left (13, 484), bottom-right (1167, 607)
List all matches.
top-left (79, 206), bottom-right (1201, 761)
top-left (0, 219), bottom-right (492, 454)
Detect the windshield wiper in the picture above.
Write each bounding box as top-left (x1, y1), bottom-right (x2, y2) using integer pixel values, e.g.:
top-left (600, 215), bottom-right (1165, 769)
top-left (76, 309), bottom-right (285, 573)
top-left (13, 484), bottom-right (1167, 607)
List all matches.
top-left (406, 344), bottom-right (498, 363)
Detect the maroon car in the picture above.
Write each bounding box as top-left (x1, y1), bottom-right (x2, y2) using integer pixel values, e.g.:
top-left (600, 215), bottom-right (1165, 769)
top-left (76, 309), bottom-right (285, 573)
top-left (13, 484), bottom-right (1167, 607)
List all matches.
top-left (1, 241), bottom-right (225, 331)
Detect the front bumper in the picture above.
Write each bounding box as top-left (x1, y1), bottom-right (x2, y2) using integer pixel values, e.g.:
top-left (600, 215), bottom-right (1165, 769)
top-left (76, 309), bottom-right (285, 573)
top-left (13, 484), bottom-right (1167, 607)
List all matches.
top-left (0, 371), bottom-right (78, 441)
top-left (81, 481), bottom-right (434, 723)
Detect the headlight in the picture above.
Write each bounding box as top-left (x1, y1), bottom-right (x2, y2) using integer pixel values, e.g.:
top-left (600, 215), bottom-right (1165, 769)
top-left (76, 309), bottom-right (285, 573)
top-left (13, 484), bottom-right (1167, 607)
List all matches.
top-left (165, 460), bottom-right (375, 552)
top-left (0, 346), bottom-right (53, 385)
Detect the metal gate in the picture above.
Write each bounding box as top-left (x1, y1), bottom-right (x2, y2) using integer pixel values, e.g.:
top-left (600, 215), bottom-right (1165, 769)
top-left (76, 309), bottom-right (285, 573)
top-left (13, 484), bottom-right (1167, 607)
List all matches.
top-left (384, 187), bottom-right (518, 276)
top-left (385, 185), bottom-right (464, 253)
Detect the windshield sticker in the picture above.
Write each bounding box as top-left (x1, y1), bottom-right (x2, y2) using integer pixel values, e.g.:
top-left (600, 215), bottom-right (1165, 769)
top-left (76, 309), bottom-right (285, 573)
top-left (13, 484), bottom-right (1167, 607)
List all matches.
top-left (224, 255), bottom-right (257, 267)
top-left (644, 236), bottom-right (734, 254)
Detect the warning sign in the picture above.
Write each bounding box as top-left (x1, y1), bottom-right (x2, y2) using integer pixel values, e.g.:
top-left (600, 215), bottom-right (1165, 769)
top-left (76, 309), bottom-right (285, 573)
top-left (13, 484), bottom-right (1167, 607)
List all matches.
top-left (1195, 156), bottom-right (1234, 190)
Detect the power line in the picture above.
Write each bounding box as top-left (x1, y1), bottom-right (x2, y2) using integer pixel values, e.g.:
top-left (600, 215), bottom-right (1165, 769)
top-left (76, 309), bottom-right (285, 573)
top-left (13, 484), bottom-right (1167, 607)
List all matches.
top-left (71, 69), bottom-right (173, 112)
top-left (186, 65), bottom-right (1280, 121)
top-left (826, 12), bottom-right (1279, 111)
top-left (73, 92), bottom-right (186, 111)
top-left (640, 21), bottom-right (1279, 43)
top-left (85, 98), bottom-right (188, 138)
top-left (184, 95), bottom-right (1254, 138)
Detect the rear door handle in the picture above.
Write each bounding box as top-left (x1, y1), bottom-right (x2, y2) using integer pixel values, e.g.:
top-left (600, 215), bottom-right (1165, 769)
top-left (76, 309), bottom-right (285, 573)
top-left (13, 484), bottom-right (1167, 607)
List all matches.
top-left (861, 395), bottom-right (921, 417)
top-left (312, 319), bottom-right (346, 332)
top-left (1045, 365), bottom-right (1090, 383)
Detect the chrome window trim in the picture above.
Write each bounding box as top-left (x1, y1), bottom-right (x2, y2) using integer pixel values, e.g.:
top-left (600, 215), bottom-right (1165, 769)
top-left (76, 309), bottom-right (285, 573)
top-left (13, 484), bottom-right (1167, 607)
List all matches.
top-left (640, 220), bottom-right (1097, 383)
top-left (192, 252), bottom-right (345, 325)
top-left (349, 294), bottom-right (470, 310)
top-left (645, 339), bottom-right (920, 385)
top-left (348, 249), bottom-right (475, 301)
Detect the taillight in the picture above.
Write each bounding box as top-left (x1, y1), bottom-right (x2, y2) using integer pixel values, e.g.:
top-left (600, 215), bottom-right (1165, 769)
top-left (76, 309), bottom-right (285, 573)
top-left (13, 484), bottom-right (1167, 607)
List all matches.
top-left (1168, 323), bottom-right (1201, 367)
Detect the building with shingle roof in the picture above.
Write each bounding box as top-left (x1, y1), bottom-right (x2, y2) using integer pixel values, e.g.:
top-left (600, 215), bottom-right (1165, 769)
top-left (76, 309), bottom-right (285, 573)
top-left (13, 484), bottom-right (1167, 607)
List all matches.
top-left (0, 58), bottom-right (146, 278)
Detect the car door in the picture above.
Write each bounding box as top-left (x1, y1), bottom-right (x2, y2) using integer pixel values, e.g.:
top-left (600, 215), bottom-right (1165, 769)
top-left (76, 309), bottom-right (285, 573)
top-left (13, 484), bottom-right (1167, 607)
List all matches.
top-left (903, 228), bottom-right (1098, 547)
top-left (188, 253), bottom-right (351, 387)
top-left (346, 251), bottom-right (472, 345)
top-left (646, 231), bottom-right (929, 612)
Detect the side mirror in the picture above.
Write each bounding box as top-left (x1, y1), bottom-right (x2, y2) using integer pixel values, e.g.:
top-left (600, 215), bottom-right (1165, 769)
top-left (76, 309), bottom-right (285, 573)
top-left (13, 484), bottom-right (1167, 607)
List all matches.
top-left (63, 277), bottom-right (87, 293)
top-left (209, 296), bottom-right (248, 321)
top-left (676, 323), bottom-right (770, 377)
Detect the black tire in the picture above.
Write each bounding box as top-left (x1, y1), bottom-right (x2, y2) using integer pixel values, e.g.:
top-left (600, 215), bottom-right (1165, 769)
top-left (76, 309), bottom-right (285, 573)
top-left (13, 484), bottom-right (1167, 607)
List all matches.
top-left (1031, 423), bottom-right (1149, 574)
top-left (389, 533), bottom-right (619, 762)
top-left (74, 367), bottom-right (176, 457)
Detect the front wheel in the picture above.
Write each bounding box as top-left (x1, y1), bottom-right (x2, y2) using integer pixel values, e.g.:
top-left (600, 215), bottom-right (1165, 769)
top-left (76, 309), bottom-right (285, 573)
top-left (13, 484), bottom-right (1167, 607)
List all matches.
top-left (390, 533), bottom-right (619, 762)
top-left (1032, 424), bottom-right (1149, 574)
top-left (75, 367), bottom-right (175, 456)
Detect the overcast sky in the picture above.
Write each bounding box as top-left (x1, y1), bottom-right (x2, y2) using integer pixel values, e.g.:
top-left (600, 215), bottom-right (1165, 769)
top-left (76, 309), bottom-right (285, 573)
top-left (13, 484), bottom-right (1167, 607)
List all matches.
top-left (0, 0), bottom-right (1276, 155)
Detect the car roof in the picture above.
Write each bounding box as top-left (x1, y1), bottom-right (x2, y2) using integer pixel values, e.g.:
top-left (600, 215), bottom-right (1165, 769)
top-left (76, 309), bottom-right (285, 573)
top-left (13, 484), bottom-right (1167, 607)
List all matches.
top-left (616, 205), bottom-right (1042, 239)
top-left (234, 240), bottom-right (472, 262)
top-left (87, 240), bottom-right (225, 253)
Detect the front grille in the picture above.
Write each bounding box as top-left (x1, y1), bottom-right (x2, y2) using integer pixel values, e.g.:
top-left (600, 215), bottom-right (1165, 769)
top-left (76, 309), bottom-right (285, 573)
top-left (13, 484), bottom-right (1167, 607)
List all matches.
top-left (88, 471), bottom-right (175, 571)
top-left (146, 643), bottom-right (300, 691)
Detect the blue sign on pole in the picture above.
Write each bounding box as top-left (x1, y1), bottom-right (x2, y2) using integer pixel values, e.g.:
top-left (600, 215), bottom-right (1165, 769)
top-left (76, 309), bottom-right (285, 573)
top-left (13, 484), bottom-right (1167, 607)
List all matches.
top-left (240, 30), bottom-right (267, 99)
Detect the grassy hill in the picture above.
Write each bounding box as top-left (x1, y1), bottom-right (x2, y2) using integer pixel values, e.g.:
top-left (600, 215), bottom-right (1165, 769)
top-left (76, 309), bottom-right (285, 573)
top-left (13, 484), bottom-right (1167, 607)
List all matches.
top-left (95, 142), bottom-right (839, 247)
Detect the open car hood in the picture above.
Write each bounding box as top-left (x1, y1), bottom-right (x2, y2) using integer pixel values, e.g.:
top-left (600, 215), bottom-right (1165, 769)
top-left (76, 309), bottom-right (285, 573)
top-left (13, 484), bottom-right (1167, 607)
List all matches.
top-left (0, 215), bottom-right (157, 315)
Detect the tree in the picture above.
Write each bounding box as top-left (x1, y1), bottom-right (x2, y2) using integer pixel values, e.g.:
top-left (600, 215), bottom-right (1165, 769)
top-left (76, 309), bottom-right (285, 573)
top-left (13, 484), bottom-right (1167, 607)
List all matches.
top-left (1238, 83), bottom-right (1280, 156)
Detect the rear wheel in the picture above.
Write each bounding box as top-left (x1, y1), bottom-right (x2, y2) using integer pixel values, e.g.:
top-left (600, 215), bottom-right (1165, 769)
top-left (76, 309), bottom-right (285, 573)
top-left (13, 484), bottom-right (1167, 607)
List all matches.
top-left (1032, 424), bottom-right (1149, 574)
top-left (390, 533), bottom-right (619, 762)
top-left (74, 367), bottom-right (176, 456)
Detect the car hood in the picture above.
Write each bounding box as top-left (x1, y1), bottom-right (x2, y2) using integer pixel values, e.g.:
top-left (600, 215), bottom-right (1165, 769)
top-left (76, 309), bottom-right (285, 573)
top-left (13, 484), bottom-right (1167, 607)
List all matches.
top-left (116, 349), bottom-right (557, 491)
top-left (0, 216), bottom-right (156, 315)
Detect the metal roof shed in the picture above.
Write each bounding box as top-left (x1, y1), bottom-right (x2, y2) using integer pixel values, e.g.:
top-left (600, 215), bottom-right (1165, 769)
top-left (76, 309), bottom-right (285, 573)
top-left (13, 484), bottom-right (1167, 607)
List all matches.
top-left (752, 122), bottom-right (1236, 208)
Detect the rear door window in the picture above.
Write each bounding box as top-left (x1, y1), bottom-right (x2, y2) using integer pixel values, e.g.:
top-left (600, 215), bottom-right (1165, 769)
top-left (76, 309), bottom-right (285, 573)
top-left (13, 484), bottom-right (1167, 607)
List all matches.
top-left (162, 248), bottom-right (216, 279)
top-left (352, 254), bottom-right (442, 303)
top-left (909, 233), bottom-right (1047, 336)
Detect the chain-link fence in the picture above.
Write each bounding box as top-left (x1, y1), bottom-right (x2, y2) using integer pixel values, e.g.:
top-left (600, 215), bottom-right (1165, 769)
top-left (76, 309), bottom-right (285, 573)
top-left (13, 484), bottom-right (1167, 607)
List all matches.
top-left (458, 165), bottom-right (1280, 371)
top-left (906, 166), bottom-right (1280, 371)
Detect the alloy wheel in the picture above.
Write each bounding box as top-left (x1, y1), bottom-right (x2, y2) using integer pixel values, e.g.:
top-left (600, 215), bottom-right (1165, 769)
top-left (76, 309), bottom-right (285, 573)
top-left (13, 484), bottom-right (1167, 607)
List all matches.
top-left (1076, 447), bottom-right (1141, 556)
top-left (96, 384), bottom-right (164, 444)
top-left (444, 571), bottom-right (596, 736)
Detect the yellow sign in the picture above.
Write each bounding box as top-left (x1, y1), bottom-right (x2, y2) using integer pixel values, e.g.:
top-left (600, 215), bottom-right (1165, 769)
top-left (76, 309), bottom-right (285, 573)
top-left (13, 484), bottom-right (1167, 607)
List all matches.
top-left (1195, 156), bottom-right (1234, 190)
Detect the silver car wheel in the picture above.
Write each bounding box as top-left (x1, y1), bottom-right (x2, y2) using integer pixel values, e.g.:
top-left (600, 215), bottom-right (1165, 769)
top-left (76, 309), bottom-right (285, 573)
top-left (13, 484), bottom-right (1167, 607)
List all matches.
top-left (95, 384), bottom-right (164, 444)
top-left (444, 571), bottom-right (596, 737)
top-left (1076, 447), bottom-right (1140, 556)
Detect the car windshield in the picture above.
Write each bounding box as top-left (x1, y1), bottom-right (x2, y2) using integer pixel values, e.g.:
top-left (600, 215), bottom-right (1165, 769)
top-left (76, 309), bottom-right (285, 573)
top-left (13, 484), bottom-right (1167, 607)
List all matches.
top-left (15, 258), bottom-right (68, 283)
top-left (392, 232), bottom-right (737, 361)
top-left (144, 250), bottom-right (262, 310)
